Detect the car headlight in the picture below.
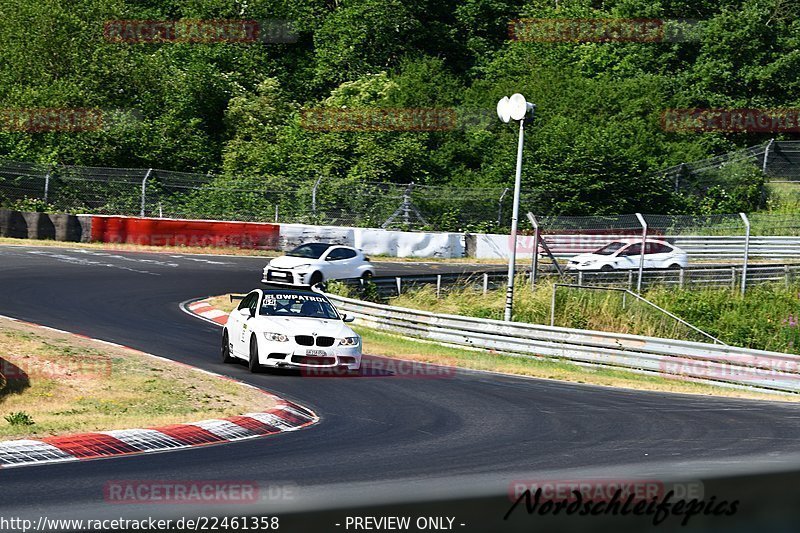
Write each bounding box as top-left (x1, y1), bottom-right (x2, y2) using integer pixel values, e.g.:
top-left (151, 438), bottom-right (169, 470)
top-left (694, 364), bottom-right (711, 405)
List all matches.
top-left (264, 332), bottom-right (289, 342)
top-left (580, 260), bottom-right (596, 266)
top-left (292, 264), bottom-right (311, 270)
top-left (338, 336), bottom-right (360, 347)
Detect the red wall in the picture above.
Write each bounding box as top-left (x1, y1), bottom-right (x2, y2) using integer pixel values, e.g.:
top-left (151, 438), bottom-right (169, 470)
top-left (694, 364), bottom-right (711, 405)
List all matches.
top-left (89, 216), bottom-right (279, 249)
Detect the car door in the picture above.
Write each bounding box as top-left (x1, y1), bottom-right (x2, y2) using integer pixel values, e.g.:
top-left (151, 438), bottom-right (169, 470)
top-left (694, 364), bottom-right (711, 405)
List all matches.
top-left (228, 292), bottom-right (258, 356)
top-left (616, 243), bottom-right (642, 269)
top-left (324, 247), bottom-right (358, 279)
top-left (645, 242), bottom-right (672, 269)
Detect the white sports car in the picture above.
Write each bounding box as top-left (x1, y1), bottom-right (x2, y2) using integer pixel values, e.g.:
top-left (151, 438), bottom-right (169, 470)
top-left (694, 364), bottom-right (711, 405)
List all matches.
top-left (221, 288), bottom-right (362, 373)
top-left (262, 243), bottom-right (375, 286)
top-left (567, 239), bottom-right (689, 271)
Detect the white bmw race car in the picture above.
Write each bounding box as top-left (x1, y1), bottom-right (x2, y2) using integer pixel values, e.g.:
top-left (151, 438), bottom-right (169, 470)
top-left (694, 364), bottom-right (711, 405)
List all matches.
top-left (221, 288), bottom-right (362, 373)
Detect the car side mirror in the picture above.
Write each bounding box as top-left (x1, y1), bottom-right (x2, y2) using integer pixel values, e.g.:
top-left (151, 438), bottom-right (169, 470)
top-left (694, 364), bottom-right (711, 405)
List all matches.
top-left (239, 308), bottom-right (253, 318)
top-left (342, 314), bottom-right (355, 323)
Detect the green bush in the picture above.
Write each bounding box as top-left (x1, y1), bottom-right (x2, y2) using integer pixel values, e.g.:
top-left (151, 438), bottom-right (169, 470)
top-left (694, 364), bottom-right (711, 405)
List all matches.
top-left (4, 411), bottom-right (34, 426)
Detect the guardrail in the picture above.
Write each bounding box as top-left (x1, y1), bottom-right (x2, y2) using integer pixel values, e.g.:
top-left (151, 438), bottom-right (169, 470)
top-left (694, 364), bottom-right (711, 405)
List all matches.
top-left (326, 293), bottom-right (800, 394)
top-left (341, 263), bottom-right (800, 299)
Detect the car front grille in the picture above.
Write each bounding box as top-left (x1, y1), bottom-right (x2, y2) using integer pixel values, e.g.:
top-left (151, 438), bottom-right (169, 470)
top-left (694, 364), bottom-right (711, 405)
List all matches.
top-left (316, 336), bottom-right (335, 347)
top-left (295, 335), bottom-right (335, 347)
top-left (295, 335), bottom-right (314, 346)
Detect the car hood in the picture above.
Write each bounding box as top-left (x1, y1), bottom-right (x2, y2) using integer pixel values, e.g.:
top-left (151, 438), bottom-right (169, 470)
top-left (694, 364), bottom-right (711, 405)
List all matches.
top-left (254, 316), bottom-right (354, 337)
top-left (268, 256), bottom-right (321, 269)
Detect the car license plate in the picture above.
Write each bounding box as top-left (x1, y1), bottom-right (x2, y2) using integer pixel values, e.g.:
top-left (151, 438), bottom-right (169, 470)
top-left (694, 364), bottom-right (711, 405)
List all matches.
top-left (306, 349), bottom-right (326, 356)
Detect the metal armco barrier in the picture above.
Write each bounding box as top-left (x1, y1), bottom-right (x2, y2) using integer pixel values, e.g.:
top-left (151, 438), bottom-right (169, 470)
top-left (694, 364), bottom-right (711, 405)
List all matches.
top-left (327, 294), bottom-right (800, 394)
top-left (342, 264), bottom-right (800, 299)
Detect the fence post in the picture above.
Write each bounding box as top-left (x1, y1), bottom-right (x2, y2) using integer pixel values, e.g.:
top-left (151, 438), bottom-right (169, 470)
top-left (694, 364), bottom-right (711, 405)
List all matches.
top-left (274, 205), bottom-right (279, 222)
top-left (763, 138), bottom-right (774, 175)
top-left (679, 267), bottom-right (685, 288)
top-left (396, 276), bottom-right (402, 295)
top-left (628, 270), bottom-right (633, 290)
top-left (578, 270), bottom-right (584, 286)
top-left (311, 175), bottom-right (323, 217)
top-left (731, 266), bottom-right (736, 290)
top-left (550, 284), bottom-right (557, 327)
top-left (43, 169), bottom-right (51, 204)
top-left (786, 265), bottom-right (791, 289)
top-left (635, 213), bottom-right (647, 294)
top-left (740, 212), bottom-right (750, 296)
top-left (483, 273), bottom-right (489, 295)
top-left (497, 187), bottom-right (509, 226)
top-left (140, 168), bottom-right (152, 217)
top-left (436, 274), bottom-right (442, 299)
top-left (529, 214), bottom-right (540, 289)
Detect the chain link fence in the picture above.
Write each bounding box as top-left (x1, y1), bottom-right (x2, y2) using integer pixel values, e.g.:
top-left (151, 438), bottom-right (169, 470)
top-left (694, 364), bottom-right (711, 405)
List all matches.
top-left (660, 139), bottom-right (800, 189)
top-left (1, 140), bottom-right (799, 231)
top-left (0, 160), bottom-right (558, 231)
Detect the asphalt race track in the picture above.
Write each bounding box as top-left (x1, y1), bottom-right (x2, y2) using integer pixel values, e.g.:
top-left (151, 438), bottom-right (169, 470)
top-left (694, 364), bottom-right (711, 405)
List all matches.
top-left (2, 245), bottom-right (800, 531)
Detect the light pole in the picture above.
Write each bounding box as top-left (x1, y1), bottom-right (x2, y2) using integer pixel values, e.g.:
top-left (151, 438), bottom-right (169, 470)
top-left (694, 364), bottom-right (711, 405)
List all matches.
top-left (497, 94), bottom-right (535, 322)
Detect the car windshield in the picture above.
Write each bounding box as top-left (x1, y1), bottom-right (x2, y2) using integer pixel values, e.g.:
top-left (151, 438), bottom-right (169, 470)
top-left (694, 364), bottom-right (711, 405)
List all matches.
top-left (260, 292), bottom-right (339, 319)
top-left (593, 242), bottom-right (628, 256)
top-left (286, 243), bottom-right (332, 259)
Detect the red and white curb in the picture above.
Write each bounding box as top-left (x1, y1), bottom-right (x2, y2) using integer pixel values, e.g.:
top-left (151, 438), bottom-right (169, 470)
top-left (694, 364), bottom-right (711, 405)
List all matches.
top-left (185, 299), bottom-right (229, 325)
top-left (0, 314), bottom-right (318, 469)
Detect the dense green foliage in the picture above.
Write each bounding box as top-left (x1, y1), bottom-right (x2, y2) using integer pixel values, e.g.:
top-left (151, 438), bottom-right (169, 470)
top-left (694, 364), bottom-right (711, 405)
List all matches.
top-left (1, 0), bottom-right (798, 216)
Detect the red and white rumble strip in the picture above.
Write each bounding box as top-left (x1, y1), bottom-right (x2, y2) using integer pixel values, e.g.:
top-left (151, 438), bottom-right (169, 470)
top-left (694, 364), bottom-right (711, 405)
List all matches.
top-left (186, 299), bottom-right (229, 325)
top-left (0, 314), bottom-right (318, 469)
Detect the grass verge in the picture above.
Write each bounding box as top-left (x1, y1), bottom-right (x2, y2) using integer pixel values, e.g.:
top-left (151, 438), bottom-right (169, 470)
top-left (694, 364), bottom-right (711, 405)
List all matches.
top-left (203, 294), bottom-right (797, 402)
top-left (0, 319), bottom-right (275, 439)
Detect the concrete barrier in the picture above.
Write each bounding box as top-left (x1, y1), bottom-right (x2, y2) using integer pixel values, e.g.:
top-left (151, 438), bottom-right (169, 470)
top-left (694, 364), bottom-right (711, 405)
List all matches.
top-left (278, 223), bottom-right (465, 258)
top-left (48, 213), bottom-right (82, 242)
top-left (21, 211), bottom-right (55, 240)
top-left (0, 209), bottom-right (27, 239)
top-left (87, 215), bottom-right (280, 249)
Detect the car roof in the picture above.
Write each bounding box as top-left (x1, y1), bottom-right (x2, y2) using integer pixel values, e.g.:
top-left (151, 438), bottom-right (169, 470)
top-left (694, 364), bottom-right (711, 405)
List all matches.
top-left (604, 238), bottom-right (673, 245)
top-left (294, 242), bottom-right (354, 248)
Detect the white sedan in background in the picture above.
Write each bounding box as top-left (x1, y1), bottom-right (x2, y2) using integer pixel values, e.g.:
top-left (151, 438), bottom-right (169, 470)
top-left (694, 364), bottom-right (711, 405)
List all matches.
top-left (262, 243), bottom-right (375, 286)
top-left (221, 288), bottom-right (362, 373)
top-left (567, 239), bottom-right (689, 271)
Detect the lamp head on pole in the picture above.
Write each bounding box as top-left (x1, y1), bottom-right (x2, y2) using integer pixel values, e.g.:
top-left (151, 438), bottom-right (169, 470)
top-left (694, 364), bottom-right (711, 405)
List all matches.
top-left (497, 93), bottom-right (535, 124)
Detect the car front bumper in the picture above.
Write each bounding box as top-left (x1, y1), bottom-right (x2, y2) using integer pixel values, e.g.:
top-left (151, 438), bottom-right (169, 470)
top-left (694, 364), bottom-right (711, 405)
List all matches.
top-left (261, 268), bottom-right (312, 286)
top-left (257, 338), bottom-right (362, 370)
